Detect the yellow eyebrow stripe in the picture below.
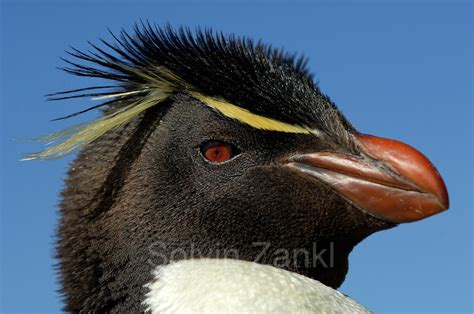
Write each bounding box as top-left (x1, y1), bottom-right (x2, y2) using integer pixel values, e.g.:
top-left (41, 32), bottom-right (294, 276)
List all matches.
top-left (26, 66), bottom-right (312, 160)
top-left (190, 92), bottom-right (311, 134)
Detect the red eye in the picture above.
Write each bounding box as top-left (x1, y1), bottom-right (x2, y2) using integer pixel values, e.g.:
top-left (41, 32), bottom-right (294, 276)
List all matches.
top-left (201, 141), bottom-right (236, 163)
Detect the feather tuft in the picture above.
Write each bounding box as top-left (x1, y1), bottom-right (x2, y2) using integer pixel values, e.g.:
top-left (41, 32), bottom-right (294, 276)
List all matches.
top-left (24, 90), bottom-right (169, 160)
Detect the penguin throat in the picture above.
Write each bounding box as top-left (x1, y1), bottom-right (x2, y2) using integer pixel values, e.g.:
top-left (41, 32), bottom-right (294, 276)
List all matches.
top-left (142, 258), bottom-right (369, 313)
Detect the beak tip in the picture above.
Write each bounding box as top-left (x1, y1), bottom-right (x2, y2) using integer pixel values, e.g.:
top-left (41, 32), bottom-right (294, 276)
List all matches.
top-left (439, 192), bottom-right (449, 211)
top-left (356, 133), bottom-right (450, 223)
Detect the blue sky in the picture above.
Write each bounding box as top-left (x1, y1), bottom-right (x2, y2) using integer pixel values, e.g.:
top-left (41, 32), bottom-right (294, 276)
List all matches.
top-left (1, 1), bottom-right (472, 313)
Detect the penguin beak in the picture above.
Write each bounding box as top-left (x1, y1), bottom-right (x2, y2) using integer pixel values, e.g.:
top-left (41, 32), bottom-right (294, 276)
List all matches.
top-left (286, 134), bottom-right (449, 223)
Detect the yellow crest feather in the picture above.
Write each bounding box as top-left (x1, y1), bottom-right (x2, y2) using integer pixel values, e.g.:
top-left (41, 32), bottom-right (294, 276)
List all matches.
top-left (24, 90), bottom-right (169, 160)
top-left (190, 92), bottom-right (311, 134)
top-left (27, 67), bottom-right (311, 160)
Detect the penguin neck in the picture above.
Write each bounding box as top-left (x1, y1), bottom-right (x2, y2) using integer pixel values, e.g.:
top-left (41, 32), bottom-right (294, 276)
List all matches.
top-left (143, 258), bottom-right (369, 313)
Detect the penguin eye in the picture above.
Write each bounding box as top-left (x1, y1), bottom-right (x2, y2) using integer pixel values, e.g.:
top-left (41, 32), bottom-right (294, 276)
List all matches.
top-left (200, 141), bottom-right (239, 163)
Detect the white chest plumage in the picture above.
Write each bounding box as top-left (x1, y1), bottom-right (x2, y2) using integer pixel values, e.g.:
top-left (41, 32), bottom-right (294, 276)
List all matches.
top-left (143, 259), bottom-right (370, 314)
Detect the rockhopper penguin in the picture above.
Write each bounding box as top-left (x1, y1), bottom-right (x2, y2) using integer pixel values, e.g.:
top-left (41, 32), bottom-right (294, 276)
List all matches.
top-left (28, 23), bottom-right (449, 313)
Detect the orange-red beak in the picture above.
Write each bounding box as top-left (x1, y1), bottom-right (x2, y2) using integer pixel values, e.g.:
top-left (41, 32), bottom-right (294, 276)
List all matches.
top-left (286, 134), bottom-right (449, 223)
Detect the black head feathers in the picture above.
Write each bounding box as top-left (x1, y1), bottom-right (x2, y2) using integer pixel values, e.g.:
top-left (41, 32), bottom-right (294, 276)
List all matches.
top-left (27, 22), bottom-right (353, 160)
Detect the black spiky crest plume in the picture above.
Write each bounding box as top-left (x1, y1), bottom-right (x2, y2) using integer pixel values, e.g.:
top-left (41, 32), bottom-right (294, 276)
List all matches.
top-left (26, 22), bottom-right (350, 160)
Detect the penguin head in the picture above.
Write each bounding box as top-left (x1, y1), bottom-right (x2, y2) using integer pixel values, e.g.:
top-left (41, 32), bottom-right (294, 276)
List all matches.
top-left (32, 24), bottom-right (448, 311)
